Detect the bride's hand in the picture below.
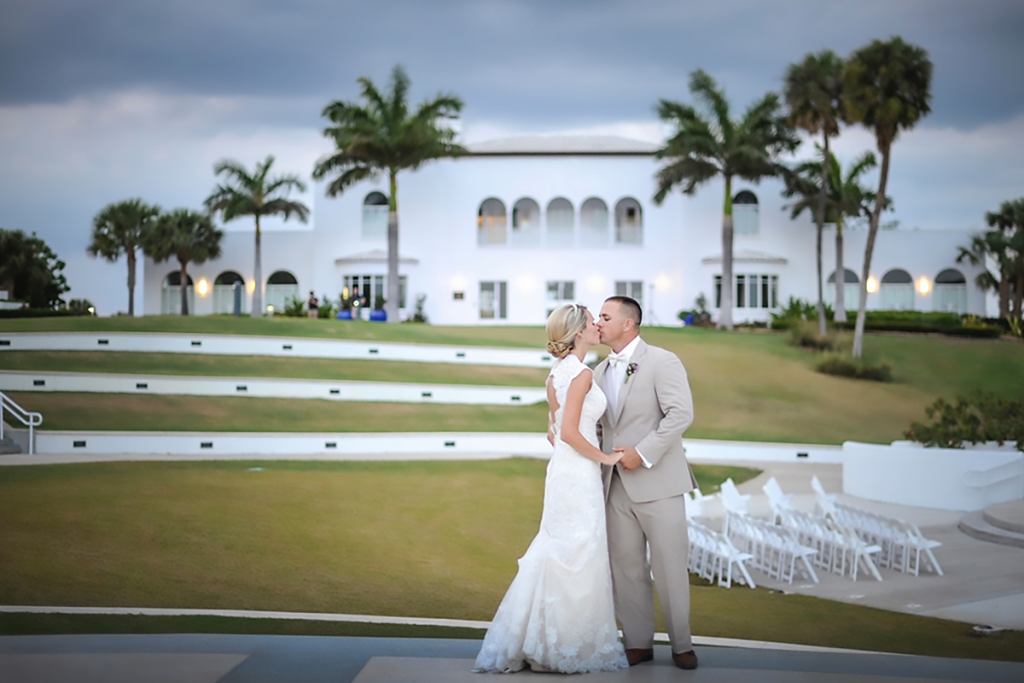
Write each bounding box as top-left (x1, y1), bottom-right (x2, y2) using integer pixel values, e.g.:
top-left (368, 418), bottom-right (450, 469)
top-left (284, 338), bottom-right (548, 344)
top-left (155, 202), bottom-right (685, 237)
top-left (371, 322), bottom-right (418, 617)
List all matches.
top-left (608, 448), bottom-right (626, 466)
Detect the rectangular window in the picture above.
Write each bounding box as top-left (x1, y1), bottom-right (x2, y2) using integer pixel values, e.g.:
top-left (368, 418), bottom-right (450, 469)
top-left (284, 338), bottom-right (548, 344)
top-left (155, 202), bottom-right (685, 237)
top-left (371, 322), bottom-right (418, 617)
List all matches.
top-left (480, 281), bottom-right (507, 320)
top-left (344, 274), bottom-right (407, 308)
top-left (713, 274), bottom-right (779, 309)
top-left (546, 281), bottom-right (575, 302)
top-left (614, 280), bottom-right (643, 307)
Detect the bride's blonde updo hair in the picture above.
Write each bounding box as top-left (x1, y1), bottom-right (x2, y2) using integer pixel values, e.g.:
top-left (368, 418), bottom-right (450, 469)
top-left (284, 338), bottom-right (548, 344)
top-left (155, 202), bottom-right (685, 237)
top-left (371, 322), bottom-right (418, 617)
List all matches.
top-left (546, 303), bottom-right (589, 359)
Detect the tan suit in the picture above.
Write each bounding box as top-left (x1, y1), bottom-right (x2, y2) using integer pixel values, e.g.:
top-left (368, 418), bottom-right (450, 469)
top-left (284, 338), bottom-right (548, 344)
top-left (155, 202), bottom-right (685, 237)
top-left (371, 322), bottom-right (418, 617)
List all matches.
top-left (597, 338), bottom-right (697, 653)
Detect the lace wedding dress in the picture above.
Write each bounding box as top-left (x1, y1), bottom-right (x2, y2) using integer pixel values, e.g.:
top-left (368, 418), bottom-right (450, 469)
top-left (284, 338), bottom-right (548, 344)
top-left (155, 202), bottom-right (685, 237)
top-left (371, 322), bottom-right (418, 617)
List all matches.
top-left (474, 355), bottom-right (628, 673)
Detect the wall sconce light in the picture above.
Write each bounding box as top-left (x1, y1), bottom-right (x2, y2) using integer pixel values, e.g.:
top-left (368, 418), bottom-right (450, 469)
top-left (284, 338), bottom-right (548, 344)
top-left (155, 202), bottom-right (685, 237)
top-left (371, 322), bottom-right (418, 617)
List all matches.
top-left (247, 280), bottom-right (256, 294)
top-left (197, 278), bottom-right (209, 296)
top-left (917, 277), bottom-right (931, 295)
top-left (866, 276), bottom-right (878, 294)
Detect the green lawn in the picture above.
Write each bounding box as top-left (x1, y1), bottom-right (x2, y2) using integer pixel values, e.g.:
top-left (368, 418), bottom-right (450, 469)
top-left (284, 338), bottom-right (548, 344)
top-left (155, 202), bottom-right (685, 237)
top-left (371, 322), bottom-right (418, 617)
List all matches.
top-left (6, 324), bottom-right (1022, 444)
top-left (0, 315), bottom-right (545, 348)
top-left (6, 392), bottom-right (549, 432)
top-left (0, 351), bottom-right (550, 387)
top-left (1, 459), bottom-right (1021, 662)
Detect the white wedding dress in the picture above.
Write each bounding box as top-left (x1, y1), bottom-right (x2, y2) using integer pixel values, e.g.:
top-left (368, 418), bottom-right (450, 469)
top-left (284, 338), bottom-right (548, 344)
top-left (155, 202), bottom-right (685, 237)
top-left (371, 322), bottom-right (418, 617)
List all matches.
top-left (474, 355), bottom-right (628, 673)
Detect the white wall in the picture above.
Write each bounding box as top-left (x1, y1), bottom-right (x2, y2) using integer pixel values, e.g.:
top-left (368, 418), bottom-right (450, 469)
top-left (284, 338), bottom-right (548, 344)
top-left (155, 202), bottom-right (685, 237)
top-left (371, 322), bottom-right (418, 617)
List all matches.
top-left (141, 140), bottom-right (989, 325)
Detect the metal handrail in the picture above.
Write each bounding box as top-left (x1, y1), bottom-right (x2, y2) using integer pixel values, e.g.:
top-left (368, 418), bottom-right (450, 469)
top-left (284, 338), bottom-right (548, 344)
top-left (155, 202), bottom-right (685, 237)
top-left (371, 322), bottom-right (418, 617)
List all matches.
top-left (0, 390), bottom-right (42, 455)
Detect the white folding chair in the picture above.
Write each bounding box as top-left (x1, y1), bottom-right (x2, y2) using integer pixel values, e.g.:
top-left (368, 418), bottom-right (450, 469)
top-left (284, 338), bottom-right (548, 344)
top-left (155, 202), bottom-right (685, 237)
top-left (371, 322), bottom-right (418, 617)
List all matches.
top-left (762, 476), bottom-right (793, 524)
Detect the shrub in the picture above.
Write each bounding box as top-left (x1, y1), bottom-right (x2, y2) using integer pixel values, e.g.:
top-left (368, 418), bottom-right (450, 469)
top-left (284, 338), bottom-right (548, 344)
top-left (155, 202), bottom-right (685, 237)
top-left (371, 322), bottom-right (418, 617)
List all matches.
top-left (0, 307), bottom-right (78, 319)
top-left (66, 299), bottom-right (96, 315)
top-left (788, 320), bottom-right (851, 352)
top-left (282, 296), bottom-right (306, 317)
top-left (816, 353), bottom-right (892, 382)
top-left (373, 295), bottom-right (386, 310)
top-left (905, 391), bottom-right (1024, 452)
top-left (404, 294), bottom-right (429, 323)
top-left (317, 296), bottom-right (337, 319)
top-left (770, 297), bottom-right (834, 330)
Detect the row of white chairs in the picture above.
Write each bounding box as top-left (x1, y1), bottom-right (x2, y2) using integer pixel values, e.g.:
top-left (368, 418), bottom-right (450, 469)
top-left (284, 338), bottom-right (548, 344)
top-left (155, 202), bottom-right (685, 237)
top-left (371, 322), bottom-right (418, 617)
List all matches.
top-left (688, 519), bottom-right (757, 589)
top-left (724, 511), bottom-right (820, 584)
top-left (827, 501), bottom-right (943, 576)
top-left (774, 506), bottom-right (883, 582)
top-left (770, 475), bottom-right (942, 578)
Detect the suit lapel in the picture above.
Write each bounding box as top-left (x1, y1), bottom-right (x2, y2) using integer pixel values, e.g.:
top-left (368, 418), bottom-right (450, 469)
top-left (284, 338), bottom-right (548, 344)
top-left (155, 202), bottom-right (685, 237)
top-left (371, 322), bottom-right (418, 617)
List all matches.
top-left (612, 339), bottom-right (647, 425)
top-left (594, 357), bottom-right (614, 428)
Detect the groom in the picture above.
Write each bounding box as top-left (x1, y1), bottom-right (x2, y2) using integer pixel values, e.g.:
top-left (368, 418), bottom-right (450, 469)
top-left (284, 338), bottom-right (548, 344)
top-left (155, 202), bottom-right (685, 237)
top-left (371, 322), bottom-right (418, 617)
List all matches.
top-left (595, 295), bottom-right (699, 671)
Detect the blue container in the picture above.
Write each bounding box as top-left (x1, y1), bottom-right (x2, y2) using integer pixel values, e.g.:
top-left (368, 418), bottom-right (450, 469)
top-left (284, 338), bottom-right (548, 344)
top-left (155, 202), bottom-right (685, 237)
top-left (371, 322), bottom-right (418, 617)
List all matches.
top-left (336, 310), bottom-right (353, 320)
top-left (369, 309), bottom-right (387, 322)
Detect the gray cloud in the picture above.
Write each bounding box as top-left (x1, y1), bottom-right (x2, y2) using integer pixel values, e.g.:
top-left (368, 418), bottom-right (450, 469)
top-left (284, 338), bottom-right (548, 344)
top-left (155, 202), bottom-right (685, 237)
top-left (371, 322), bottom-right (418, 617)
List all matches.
top-left (2, 0), bottom-right (1023, 130)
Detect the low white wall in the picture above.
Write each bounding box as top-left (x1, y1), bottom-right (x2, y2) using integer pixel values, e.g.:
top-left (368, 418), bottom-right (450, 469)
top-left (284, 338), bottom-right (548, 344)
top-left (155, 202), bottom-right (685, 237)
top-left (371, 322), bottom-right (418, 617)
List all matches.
top-left (685, 439), bottom-right (841, 464)
top-left (25, 430), bottom-right (843, 462)
top-left (0, 332), bottom-right (595, 368)
top-left (0, 371), bottom-right (545, 406)
top-left (843, 441), bottom-right (1024, 511)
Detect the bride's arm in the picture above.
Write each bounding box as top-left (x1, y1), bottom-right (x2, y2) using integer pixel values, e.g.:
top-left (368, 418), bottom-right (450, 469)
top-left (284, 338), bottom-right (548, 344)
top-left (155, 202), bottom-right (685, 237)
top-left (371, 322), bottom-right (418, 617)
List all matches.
top-left (560, 370), bottom-right (622, 466)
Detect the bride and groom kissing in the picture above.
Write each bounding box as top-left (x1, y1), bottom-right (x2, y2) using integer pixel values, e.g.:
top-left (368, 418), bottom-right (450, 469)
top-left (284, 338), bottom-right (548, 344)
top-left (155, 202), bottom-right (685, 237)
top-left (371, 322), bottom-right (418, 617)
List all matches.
top-left (474, 296), bottom-right (699, 674)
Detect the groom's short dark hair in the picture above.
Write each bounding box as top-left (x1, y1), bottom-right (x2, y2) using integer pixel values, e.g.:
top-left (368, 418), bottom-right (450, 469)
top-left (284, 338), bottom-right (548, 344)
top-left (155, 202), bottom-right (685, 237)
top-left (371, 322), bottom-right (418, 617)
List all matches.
top-left (605, 296), bottom-right (642, 327)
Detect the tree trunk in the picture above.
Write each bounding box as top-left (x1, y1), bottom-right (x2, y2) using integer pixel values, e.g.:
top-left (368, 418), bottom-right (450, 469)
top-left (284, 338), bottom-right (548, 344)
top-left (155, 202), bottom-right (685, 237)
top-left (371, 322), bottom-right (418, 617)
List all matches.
top-left (1014, 255), bottom-right (1023, 319)
top-left (386, 170), bottom-right (400, 324)
top-left (127, 248), bottom-right (136, 317)
top-left (834, 218), bottom-right (847, 321)
top-left (179, 260), bottom-right (190, 316)
top-left (853, 145), bottom-right (891, 358)
top-left (252, 215), bottom-right (263, 317)
top-left (815, 136), bottom-right (829, 336)
top-left (999, 277), bottom-right (1010, 319)
top-left (719, 176), bottom-right (734, 330)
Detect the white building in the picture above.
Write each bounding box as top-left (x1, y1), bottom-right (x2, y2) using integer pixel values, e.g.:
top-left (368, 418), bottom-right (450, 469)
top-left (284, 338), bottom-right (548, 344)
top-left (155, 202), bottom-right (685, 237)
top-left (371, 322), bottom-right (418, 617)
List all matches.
top-left (142, 135), bottom-right (987, 324)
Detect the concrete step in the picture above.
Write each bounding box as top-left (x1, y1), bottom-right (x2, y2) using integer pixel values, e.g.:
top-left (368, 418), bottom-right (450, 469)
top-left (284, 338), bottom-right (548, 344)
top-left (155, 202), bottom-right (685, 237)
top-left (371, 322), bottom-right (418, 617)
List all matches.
top-left (0, 436), bottom-right (22, 454)
top-left (959, 508), bottom-right (1024, 549)
top-left (982, 500), bottom-right (1024, 534)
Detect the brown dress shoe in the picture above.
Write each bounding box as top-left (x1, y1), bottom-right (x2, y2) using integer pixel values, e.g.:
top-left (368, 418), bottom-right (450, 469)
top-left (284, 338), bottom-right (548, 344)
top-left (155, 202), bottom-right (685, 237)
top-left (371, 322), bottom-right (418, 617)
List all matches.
top-left (625, 648), bottom-right (654, 666)
top-left (672, 650), bottom-right (698, 670)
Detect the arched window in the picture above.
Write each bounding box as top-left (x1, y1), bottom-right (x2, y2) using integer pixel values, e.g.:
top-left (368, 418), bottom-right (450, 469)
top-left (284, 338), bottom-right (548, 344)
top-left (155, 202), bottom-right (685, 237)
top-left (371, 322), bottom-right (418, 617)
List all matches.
top-left (733, 190), bottom-right (759, 236)
top-left (580, 197), bottom-right (609, 247)
top-left (934, 268), bottom-right (967, 314)
top-left (881, 268), bottom-right (914, 310)
top-left (477, 198), bottom-right (507, 246)
top-left (511, 197), bottom-right (541, 246)
top-left (614, 197), bottom-right (643, 245)
top-left (265, 270), bottom-right (299, 313)
top-left (161, 271), bottom-right (194, 315)
top-left (362, 191), bottom-right (388, 238)
top-left (213, 271), bottom-right (244, 314)
top-left (825, 268), bottom-right (859, 308)
top-left (546, 197), bottom-right (574, 247)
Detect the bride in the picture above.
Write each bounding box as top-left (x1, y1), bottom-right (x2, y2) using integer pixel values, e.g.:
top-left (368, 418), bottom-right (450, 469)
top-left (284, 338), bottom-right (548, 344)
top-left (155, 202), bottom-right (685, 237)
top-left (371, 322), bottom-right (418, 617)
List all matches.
top-left (474, 303), bottom-right (628, 674)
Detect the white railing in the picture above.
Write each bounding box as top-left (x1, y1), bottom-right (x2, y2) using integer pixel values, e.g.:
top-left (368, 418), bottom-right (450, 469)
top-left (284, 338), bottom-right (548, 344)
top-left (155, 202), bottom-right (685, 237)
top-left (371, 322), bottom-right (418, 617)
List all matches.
top-left (0, 390), bottom-right (42, 454)
top-left (963, 457), bottom-right (1024, 493)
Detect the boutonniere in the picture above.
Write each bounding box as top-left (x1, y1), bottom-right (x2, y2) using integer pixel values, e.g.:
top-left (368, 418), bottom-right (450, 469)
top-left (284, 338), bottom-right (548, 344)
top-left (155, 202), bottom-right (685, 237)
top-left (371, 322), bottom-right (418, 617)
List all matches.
top-left (625, 362), bottom-right (639, 383)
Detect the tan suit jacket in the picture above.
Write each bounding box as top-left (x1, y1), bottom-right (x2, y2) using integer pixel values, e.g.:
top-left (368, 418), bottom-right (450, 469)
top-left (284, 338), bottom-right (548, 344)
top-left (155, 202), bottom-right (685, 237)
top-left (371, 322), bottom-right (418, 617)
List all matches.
top-left (598, 338), bottom-right (697, 503)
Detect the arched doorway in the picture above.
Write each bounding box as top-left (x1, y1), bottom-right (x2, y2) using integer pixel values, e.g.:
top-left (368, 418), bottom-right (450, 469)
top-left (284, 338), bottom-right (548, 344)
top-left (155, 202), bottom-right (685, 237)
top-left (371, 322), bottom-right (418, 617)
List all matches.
top-left (161, 271), bottom-right (194, 315)
top-left (265, 270), bottom-right (299, 313)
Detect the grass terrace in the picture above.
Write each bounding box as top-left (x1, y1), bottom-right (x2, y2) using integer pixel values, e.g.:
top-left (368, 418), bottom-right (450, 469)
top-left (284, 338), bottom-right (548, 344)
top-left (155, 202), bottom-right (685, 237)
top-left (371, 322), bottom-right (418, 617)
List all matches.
top-left (2, 459), bottom-right (1023, 662)
top-left (4, 320), bottom-right (1022, 444)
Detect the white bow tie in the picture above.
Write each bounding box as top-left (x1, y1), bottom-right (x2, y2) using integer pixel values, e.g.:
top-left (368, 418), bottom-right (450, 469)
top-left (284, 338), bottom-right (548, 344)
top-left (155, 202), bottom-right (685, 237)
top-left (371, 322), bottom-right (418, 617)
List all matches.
top-left (607, 351), bottom-right (629, 367)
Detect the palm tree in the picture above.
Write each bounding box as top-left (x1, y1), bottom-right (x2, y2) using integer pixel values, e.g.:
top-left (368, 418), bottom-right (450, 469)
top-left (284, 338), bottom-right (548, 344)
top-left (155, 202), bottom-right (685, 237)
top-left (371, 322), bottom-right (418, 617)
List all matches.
top-left (655, 69), bottom-right (798, 330)
top-left (844, 37), bottom-right (933, 357)
top-left (784, 50), bottom-right (845, 336)
top-left (204, 155), bottom-right (309, 317)
top-left (985, 198), bottom-right (1024, 318)
top-left (145, 209), bottom-right (223, 316)
top-left (957, 232), bottom-right (1013, 318)
top-left (783, 149), bottom-right (882, 321)
top-left (87, 199), bottom-right (160, 316)
top-left (961, 198), bottom-right (1024, 319)
top-left (312, 64), bottom-right (465, 323)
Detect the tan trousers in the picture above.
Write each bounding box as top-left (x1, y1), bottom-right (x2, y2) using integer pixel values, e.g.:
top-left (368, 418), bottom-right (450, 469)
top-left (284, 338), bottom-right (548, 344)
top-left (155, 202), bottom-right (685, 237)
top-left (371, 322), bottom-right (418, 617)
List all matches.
top-left (606, 471), bottom-right (693, 653)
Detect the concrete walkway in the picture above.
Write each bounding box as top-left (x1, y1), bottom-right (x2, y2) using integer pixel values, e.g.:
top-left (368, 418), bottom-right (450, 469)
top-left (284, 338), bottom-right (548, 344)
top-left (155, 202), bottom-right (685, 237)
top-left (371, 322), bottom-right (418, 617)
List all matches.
top-left (2, 634), bottom-right (1023, 683)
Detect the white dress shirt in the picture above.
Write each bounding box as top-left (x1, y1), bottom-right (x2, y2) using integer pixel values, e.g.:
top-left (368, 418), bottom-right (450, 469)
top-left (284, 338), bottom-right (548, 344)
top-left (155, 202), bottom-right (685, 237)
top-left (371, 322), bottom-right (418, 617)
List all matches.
top-left (603, 335), bottom-right (652, 468)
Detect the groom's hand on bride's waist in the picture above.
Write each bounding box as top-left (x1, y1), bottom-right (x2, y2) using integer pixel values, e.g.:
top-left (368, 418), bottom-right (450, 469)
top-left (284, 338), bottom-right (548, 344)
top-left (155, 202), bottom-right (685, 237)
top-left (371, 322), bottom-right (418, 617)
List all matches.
top-left (614, 446), bottom-right (644, 471)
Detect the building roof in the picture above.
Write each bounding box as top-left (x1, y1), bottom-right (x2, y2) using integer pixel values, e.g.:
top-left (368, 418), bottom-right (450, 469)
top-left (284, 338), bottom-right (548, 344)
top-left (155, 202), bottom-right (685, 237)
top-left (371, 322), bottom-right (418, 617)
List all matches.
top-left (701, 249), bottom-right (789, 266)
top-left (334, 249), bottom-right (420, 266)
top-left (468, 135), bottom-right (659, 157)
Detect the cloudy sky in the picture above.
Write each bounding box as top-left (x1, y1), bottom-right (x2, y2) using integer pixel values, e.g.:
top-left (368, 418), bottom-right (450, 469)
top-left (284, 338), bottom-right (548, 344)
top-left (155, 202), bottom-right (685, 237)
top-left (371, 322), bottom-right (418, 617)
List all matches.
top-left (2, 0), bottom-right (1023, 314)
